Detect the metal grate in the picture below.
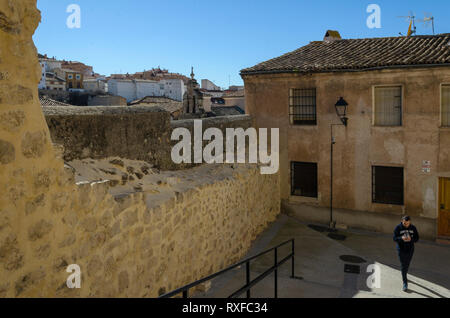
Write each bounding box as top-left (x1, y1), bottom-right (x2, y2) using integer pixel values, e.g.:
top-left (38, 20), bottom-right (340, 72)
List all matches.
top-left (372, 166), bottom-right (404, 205)
top-left (328, 233), bottom-right (346, 241)
top-left (374, 86), bottom-right (402, 126)
top-left (340, 255), bottom-right (367, 264)
top-left (291, 162), bottom-right (318, 198)
top-left (289, 88), bottom-right (317, 125)
top-left (344, 264), bottom-right (361, 274)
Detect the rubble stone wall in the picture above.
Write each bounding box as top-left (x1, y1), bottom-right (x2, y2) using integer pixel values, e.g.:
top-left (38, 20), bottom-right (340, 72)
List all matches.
top-left (44, 106), bottom-right (253, 170)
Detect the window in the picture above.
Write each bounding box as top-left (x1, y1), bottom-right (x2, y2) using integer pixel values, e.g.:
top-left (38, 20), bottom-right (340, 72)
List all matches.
top-left (76, 74), bottom-right (81, 80)
top-left (291, 162), bottom-right (318, 198)
top-left (289, 88), bottom-right (317, 125)
top-left (442, 84), bottom-right (450, 126)
top-left (374, 86), bottom-right (402, 126)
top-left (372, 166), bottom-right (404, 205)
top-left (68, 74), bottom-right (73, 80)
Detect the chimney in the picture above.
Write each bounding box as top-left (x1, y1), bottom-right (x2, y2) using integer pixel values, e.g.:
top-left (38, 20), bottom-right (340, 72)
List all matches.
top-left (324, 30), bottom-right (342, 43)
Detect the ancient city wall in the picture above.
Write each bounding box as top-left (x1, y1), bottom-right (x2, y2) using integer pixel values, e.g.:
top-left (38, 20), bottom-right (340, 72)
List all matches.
top-left (0, 0), bottom-right (280, 297)
top-left (43, 106), bottom-right (173, 168)
top-left (44, 106), bottom-right (253, 170)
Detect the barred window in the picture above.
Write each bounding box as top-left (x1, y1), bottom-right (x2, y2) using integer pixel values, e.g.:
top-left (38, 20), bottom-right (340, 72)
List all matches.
top-left (291, 162), bottom-right (318, 198)
top-left (372, 166), bottom-right (404, 205)
top-left (442, 84), bottom-right (450, 127)
top-left (374, 86), bottom-right (402, 126)
top-left (289, 88), bottom-right (316, 125)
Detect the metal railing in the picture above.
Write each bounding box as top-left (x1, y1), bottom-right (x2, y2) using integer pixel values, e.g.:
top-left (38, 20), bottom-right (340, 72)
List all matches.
top-left (159, 239), bottom-right (301, 299)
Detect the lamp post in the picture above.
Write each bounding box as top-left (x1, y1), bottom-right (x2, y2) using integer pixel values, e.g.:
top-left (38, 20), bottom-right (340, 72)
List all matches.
top-left (330, 97), bottom-right (349, 229)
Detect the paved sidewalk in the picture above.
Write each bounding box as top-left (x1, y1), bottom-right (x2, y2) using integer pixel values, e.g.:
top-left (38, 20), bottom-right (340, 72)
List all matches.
top-left (198, 214), bottom-right (450, 298)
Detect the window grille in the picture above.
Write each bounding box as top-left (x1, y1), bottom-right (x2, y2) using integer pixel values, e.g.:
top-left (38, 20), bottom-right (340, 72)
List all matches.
top-left (291, 162), bottom-right (318, 198)
top-left (289, 89), bottom-right (317, 125)
top-left (372, 166), bottom-right (404, 205)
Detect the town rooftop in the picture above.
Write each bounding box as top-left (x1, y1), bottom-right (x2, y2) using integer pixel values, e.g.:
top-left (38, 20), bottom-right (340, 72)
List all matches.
top-left (241, 33), bottom-right (450, 75)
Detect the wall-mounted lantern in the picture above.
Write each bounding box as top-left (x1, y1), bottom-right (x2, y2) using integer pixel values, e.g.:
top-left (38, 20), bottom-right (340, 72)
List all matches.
top-left (334, 97), bottom-right (349, 126)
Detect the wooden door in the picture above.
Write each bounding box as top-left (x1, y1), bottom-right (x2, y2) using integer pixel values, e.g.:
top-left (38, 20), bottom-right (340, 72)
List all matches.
top-left (438, 178), bottom-right (450, 237)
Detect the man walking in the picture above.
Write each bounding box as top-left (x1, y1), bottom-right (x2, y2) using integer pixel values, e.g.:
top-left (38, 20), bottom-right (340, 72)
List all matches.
top-left (393, 215), bottom-right (419, 292)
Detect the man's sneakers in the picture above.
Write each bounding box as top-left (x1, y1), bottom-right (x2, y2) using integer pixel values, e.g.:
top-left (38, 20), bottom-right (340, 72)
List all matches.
top-left (403, 283), bottom-right (408, 292)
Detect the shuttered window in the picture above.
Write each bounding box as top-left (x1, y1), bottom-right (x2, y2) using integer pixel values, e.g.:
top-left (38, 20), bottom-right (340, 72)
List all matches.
top-left (442, 85), bottom-right (450, 127)
top-left (374, 86), bottom-right (402, 126)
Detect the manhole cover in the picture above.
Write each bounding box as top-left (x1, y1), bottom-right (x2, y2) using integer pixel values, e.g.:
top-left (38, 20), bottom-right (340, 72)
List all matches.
top-left (344, 264), bottom-right (361, 274)
top-left (327, 233), bottom-right (346, 241)
top-left (339, 255), bottom-right (367, 264)
top-left (308, 224), bottom-right (330, 233)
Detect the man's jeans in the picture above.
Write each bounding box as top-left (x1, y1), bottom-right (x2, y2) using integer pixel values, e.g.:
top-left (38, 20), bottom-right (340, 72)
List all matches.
top-left (398, 248), bottom-right (414, 284)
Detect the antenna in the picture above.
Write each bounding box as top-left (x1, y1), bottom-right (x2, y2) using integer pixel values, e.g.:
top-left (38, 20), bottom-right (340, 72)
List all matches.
top-left (397, 11), bottom-right (417, 36)
top-left (418, 12), bottom-right (435, 35)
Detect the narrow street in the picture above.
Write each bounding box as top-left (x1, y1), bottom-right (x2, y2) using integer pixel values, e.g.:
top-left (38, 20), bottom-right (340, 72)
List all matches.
top-left (200, 214), bottom-right (450, 298)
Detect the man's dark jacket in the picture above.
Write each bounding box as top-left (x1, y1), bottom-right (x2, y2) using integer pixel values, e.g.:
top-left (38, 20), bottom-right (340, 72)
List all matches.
top-left (393, 223), bottom-right (419, 252)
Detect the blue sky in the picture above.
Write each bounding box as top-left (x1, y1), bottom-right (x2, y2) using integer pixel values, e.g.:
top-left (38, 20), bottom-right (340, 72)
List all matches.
top-left (34, 0), bottom-right (450, 88)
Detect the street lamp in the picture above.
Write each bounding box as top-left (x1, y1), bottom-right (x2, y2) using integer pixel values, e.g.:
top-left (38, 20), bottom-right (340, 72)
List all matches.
top-left (330, 97), bottom-right (349, 229)
top-left (334, 97), bottom-right (349, 126)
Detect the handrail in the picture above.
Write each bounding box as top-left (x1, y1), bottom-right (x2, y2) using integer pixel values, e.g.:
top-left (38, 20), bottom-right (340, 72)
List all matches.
top-left (159, 238), bottom-right (301, 299)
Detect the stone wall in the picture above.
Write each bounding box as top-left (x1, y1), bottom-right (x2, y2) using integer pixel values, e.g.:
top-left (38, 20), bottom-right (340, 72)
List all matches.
top-left (0, 0), bottom-right (280, 297)
top-left (43, 106), bottom-right (172, 168)
top-left (88, 95), bottom-right (127, 106)
top-left (44, 106), bottom-right (253, 171)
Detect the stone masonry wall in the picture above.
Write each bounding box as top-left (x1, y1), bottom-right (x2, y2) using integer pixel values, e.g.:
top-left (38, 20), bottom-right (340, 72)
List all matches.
top-left (43, 106), bottom-right (173, 169)
top-left (44, 106), bottom-right (253, 171)
top-left (0, 0), bottom-right (280, 297)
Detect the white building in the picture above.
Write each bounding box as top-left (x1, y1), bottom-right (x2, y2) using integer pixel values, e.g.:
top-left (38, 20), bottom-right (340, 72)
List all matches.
top-left (201, 79), bottom-right (221, 91)
top-left (45, 59), bottom-right (62, 72)
top-left (38, 58), bottom-right (64, 90)
top-left (84, 78), bottom-right (108, 94)
top-left (108, 78), bottom-right (186, 102)
top-left (161, 79), bottom-right (186, 102)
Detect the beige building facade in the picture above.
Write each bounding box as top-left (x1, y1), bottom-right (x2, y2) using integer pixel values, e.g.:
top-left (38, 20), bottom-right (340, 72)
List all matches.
top-left (242, 33), bottom-right (450, 240)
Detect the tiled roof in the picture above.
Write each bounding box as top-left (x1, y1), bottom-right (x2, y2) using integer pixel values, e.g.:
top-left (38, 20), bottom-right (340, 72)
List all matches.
top-left (39, 96), bottom-right (72, 107)
top-left (223, 89), bottom-right (244, 98)
top-left (129, 96), bottom-right (182, 114)
top-left (210, 106), bottom-right (245, 116)
top-left (241, 34), bottom-right (450, 75)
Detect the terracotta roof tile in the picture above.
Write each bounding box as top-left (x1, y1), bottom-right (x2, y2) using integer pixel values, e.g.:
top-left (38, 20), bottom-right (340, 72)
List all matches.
top-left (241, 34), bottom-right (450, 75)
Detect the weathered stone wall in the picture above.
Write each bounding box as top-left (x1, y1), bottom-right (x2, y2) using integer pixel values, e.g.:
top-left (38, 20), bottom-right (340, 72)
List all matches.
top-left (88, 95), bottom-right (127, 106)
top-left (43, 106), bottom-right (172, 168)
top-left (0, 0), bottom-right (280, 297)
top-left (43, 106), bottom-right (253, 170)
